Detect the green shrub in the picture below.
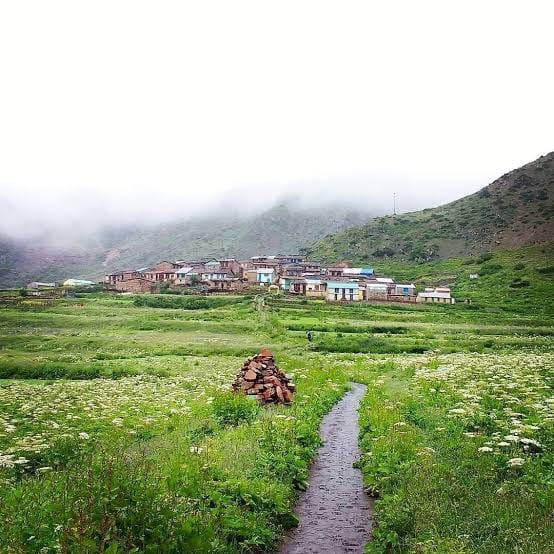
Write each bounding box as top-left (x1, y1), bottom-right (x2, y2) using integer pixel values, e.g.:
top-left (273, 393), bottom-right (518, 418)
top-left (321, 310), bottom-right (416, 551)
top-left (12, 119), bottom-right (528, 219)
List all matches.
top-left (133, 295), bottom-right (243, 310)
top-left (479, 262), bottom-right (503, 275)
top-left (476, 253), bottom-right (493, 263)
top-left (509, 278), bottom-right (531, 288)
top-left (310, 334), bottom-right (430, 354)
top-left (211, 392), bottom-right (261, 427)
top-left (514, 262), bottom-right (525, 270)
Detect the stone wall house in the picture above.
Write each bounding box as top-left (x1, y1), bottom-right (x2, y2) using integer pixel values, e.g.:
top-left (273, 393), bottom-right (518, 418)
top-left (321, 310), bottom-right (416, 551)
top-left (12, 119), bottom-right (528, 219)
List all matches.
top-left (305, 277), bottom-right (327, 298)
top-left (105, 270), bottom-right (142, 286)
top-left (204, 278), bottom-right (245, 292)
top-left (282, 263), bottom-right (304, 277)
top-left (365, 282), bottom-right (388, 299)
top-left (112, 277), bottom-right (155, 293)
top-left (143, 261), bottom-right (180, 282)
top-left (275, 254), bottom-right (305, 265)
top-left (299, 261), bottom-right (322, 274)
top-left (219, 258), bottom-right (243, 278)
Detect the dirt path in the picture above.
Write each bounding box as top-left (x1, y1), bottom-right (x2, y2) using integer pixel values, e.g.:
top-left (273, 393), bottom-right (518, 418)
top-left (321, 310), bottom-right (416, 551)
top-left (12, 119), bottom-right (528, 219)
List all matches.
top-left (280, 383), bottom-right (373, 554)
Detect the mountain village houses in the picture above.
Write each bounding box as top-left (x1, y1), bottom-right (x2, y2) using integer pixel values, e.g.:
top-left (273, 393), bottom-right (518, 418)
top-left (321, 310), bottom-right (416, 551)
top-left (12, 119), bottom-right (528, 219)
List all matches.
top-left (103, 255), bottom-right (455, 304)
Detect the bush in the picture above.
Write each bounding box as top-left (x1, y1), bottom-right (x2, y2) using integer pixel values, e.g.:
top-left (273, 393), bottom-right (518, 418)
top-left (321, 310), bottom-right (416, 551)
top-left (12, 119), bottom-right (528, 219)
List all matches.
top-left (133, 295), bottom-right (243, 310)
top-left (509, 278), bottom-right (531, 288)
top-left (310, 334), bottom-right (430, 354)
top-left (476, 253), bottom-right (493, 263)
top-left (479, 262), bottom-right (503, 276)
top-left (212, 392), bottom-right (261, 427)
top-left (514, 263), bottom-right (525, 270)
top-left (537, 265), bottom-right (554, 275)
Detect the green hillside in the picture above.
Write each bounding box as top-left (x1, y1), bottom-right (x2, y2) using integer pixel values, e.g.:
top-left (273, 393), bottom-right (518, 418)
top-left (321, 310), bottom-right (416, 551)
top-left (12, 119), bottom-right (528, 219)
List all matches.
top-left (307, 152), bottom-right (554, 263)
top-left (369, 243), bottom-right (554, 314)
top-left (0, 204), bottom-right (373, 287)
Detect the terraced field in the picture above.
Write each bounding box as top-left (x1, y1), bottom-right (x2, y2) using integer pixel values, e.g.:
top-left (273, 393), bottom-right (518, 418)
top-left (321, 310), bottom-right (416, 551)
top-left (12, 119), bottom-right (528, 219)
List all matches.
top-left (0, 293), bottom-right (552, 552)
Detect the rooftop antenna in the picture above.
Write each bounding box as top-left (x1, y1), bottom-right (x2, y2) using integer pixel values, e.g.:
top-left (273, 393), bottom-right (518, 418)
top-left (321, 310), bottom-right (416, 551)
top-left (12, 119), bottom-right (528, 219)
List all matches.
top-left (393, 192), bottom-right (397, 216)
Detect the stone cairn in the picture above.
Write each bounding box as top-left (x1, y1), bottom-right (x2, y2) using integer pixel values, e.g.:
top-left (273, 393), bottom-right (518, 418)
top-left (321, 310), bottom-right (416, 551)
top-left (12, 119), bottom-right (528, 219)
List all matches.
top-left (232, 348), bottom-right (295, 404)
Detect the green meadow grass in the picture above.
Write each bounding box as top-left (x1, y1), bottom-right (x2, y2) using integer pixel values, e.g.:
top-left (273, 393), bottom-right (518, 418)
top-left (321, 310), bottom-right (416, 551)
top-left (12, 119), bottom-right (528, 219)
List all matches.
top-left (0, 292), bottom-right (552, 552)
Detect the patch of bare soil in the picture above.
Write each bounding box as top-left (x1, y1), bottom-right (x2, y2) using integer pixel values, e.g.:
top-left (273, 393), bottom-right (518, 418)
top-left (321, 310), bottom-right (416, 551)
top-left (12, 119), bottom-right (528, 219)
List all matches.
top-left (280, 383), bottom-right (373, 553)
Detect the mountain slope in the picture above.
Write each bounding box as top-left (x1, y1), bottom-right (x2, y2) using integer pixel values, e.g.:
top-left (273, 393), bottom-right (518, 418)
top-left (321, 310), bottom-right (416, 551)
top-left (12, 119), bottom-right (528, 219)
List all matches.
top-left (0, 204), bottom-right (373, 287)
top-left (308, 153), bottom-right (554, 263)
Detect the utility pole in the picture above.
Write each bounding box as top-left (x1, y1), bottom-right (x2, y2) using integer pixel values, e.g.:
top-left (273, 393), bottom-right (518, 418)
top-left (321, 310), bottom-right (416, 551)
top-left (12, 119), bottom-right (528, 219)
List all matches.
top-left (393, 192), bottom-right (397, 216)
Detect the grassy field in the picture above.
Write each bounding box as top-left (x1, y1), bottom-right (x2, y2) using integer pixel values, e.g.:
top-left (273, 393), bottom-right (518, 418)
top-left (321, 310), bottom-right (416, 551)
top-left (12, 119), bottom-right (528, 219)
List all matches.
top-left (0, 291), bottom-right (552, 553)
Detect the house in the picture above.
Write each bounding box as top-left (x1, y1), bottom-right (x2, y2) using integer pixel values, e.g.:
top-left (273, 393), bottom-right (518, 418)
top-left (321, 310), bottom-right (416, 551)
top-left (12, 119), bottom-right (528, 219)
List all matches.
top-left (203, 278), bottom-right (244, 292)
top-left (325, 262), bottom-right (350, 278)
top-left (143, 261), bottom-right (180, 282)
top-left (364, 282), bottom-right (388, 299)
top-left (245, 269), bottom-right (259, 284)
top-left (374, 277), bottom-right (396, 294)
top-left (63, 279), bottom-right (96, 287)
top-left (279, 275), bottom-right (294, 291)
top-left (282, 264), bottom-right (305, 277)
top-left (112, 277), bottom-right (155, 293)
top-left (288, 277), bottom-right (307, 295)
top-left (298, 261), bottom-right (322, 274)
top-left (200, 269), bottom-right (232, 281)
top-left (251, 258), bottom-right (282, 274)
top-left (417, 287), bottom-right (455, 304)
top-left (305, 277), bottom-right (327, 298)
top-left (256, 268), bottom-right (275, 285)
top-left (275, 254), bottom-right (305, 265)
top-left (393, 283), bottom-right (416, 296)
top-left (325, 280), bottom-right (362, 302)
top-left (174, 266), bottom-right (200, 286)
top-left (105, 270), bottom-right (143, 286)
top-left (470, 273), bottom-right (479, 280)
top-left (219, 258), bottom-right (242, 278)
top-left (27, 282), bottom-right (56, 290)
top-left (343, 267), bottom-right (374, 278)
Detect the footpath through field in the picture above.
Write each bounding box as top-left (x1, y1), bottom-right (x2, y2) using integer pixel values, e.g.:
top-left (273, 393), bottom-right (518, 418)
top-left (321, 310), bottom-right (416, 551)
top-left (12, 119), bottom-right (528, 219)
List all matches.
top-left (280, 383), bottom-right (373, 553)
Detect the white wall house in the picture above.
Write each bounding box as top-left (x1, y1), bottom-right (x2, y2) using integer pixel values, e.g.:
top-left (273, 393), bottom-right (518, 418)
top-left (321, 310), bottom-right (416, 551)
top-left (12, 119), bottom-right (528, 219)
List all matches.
top-left (417, 287), bottom-right (455, 304)
top-left (393, 283), bottom-right (416, 296)
top-left (325, 280), bottom-right (361, 301)
top-left (256, 268), bottom-right (275, 285)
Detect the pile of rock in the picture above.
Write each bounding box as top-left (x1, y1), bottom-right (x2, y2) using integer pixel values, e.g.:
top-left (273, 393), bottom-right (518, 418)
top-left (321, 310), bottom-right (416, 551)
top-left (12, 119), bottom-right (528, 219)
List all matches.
top-left (232, 349), bottom-right (295, 404)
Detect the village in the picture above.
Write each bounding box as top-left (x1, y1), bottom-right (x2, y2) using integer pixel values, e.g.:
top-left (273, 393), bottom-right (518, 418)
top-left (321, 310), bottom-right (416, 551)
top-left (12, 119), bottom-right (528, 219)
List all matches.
top-left (96, 254), bottom-right (455, 304)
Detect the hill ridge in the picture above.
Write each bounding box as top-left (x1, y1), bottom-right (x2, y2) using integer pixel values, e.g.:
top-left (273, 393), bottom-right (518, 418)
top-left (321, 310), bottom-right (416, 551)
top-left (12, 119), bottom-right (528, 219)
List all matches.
top-left (307, 152), bottom-right (554, 263)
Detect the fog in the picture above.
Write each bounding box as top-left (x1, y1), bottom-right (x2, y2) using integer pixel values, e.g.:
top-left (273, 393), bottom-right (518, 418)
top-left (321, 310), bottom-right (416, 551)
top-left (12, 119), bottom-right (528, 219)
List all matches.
top-left (0, 1), bottom-right (552, 244)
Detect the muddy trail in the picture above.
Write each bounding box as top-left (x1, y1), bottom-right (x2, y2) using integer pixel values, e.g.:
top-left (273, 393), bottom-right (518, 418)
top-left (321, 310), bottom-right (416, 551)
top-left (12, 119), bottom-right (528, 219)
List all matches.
top-left (280, 383), bottom-right (373, 554)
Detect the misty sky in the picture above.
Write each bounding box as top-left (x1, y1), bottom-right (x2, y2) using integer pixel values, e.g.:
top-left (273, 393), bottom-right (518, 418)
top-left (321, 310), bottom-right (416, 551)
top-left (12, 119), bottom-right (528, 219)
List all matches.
top-left (0, 1), bottom-right (552, 241)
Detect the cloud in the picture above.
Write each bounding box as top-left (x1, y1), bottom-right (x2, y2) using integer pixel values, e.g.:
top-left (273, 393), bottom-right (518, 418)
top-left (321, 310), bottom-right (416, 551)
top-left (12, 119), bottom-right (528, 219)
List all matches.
top-left (0, 1), bottom-right (552, 242)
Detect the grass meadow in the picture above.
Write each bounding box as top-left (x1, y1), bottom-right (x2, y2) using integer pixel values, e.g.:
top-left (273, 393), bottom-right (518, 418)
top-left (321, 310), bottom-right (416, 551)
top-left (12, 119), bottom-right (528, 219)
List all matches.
top-left (0, 291), bottom-right (552, 552)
